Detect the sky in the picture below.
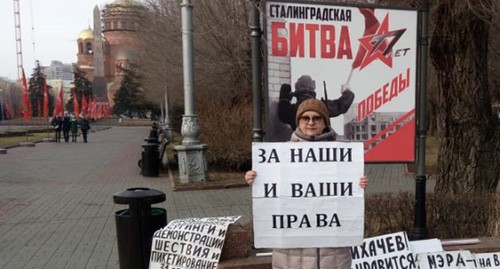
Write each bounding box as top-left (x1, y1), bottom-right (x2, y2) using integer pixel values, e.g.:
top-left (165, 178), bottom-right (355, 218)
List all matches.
top-left (0, 0), bottom-right (115, 81)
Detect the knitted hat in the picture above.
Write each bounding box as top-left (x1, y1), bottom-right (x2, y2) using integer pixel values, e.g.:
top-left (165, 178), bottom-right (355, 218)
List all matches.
top-left (296, 98), bottom-right (330, 127)
top-left (294, 75), bottom-right (316, 94)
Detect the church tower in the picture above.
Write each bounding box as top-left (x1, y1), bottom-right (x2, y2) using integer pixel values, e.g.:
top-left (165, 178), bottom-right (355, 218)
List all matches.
top-left (75, 0), bottom-right (142, 107)
top-left (101, 0), bottom-right (141, 105)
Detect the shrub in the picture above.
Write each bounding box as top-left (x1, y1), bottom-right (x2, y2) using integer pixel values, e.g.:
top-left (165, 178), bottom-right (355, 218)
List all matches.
top-left (365, 192), bottom-right (500, 239)
top-left (196, 95), bottom-right (253, 171)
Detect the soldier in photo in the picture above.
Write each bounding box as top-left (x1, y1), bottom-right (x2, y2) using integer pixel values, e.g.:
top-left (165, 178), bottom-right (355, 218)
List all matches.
top-left (278, 75), bottom-right (355, 131)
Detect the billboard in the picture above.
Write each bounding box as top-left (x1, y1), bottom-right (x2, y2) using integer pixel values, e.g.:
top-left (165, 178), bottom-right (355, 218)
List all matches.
top-left (265, 1), bottom-right (418, 162)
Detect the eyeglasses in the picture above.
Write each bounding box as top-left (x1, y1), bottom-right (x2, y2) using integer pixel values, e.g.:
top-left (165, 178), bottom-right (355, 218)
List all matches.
top-left (299, 115), bottom-right (323, 124)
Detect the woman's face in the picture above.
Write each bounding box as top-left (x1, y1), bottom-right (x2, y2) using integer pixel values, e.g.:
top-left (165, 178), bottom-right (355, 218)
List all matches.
top-left (298, 111), bottom-right (325, 137)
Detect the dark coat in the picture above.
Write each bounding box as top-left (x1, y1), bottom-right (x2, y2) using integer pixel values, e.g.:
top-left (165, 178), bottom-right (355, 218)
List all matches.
top-left (80, 119), bottom-right (90, 132)
top-left (62, 116), bottom-right (71, 131)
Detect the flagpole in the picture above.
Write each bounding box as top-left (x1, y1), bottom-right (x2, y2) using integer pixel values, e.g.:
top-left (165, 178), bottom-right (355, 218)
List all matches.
top-left (25, 116), bottom-right (28, 142)
top-left (44, 79), bottom-right (49, 139)
top-left (46, 114), bottom-right (49, 139)
top-left (21, 67), bottom-right (31, 143)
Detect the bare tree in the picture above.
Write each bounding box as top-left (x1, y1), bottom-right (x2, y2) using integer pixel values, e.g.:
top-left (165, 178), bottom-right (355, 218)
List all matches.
top-left (429, 0), bottom-right (500, 194)
top-left (136, 0), bottom-right (253, 106)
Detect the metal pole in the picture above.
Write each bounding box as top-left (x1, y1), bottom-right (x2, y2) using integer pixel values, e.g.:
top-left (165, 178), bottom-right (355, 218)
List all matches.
top-left (412, 0), bottom-right (429, 240)
top-left (181, 0), bottom-right (195, 117)
top-left (175, 0), bottom-right (208, 182)
top-left (251, 0), bottom-right (263, 142)
top-left (179, 0), bottom-right (200, 145)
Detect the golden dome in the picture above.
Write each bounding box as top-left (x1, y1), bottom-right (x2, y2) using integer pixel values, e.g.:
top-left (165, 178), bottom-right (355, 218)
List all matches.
top-left (78, 28), bottom-right (94, 40)
top-left (77, 28), bottom-right (109, 42)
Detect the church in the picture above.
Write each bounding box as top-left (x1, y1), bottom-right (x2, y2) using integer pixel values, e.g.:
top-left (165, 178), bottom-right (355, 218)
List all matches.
top-left (75, 0), bottom-right (141, 107)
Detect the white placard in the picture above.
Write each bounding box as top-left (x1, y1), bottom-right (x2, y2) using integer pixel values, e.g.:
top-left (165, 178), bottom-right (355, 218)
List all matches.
top-left (149, 216), bottom-right (240, 269)
top-left (252, 141), bottom-right (364, 248)
top-left (410, 238), bottom-right (443, 254)
top-left (471, 252), bottom-right (500, 269)
top-left (417, 251), bottom-right (476, 269)
top-left (351, 232), bottom-right (413, 269)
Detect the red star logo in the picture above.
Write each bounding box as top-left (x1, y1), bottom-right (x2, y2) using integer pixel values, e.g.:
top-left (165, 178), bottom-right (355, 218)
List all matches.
top-left (357, 14), bottom-right (406, 70)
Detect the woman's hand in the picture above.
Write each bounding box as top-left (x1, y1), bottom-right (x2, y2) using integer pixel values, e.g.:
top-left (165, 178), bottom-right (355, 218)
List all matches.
top-left (245, 170), bottom-right (257, 185)
top-left (359, 176), bottom-right (368, 189)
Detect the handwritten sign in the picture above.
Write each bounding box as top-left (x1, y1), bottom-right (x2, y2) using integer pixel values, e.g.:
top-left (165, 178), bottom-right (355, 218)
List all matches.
top-left (149, 216), bottom-right (240, 269)
top-left (351, 232), bottom-right (414, 269)
top-left (417, 251), bottom-right (476, 269)
top-left (471, 252), bottom-right (500, 269)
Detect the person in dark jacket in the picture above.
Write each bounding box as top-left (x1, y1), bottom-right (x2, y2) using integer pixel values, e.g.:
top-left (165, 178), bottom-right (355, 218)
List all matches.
top-left (80, 115), bottom-right (91, 143)
top-left (62, 112), bottom-right (71, 143)
top-left (246, 99), bottom-right (368, 269)
top-left (278, 75), bottom-right (355, 130)
top-left (52, 115), bottom-right (63, 142)
top-left (70, 116), bottom-right (79, 142)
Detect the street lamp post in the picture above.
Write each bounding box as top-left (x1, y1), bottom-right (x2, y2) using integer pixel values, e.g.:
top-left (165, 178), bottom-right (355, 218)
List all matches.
top-left (251, 0), bottom-right (263, 142)
top-left (0, 89), bottom-right (6, 154)
top-left (174, 0), bottom-right (209, 183)
top-left (412, 0), bottom-right (429, 240)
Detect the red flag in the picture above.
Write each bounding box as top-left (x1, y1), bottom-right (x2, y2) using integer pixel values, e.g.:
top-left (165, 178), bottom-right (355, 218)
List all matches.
top-left (352, 8), bottom-right (380, 69)
top-left (21, 68), bottom-right (32, 122)
top-left (81, 94), bottom-right (88, 118)
top-left (53, 85), bottom-right (64, 118)
top-left (87, 97), bottom-right (93, 119)
top-left (73, 89), bottom-right (80, 119)
top-left (4, 96), bottom-right (12, 119)
top-left (43, 80), bottom-right (49, 118)
top-left (96, 99), bottom-right (103, 119)
top-left (103, 102), bottom-right (110, 119)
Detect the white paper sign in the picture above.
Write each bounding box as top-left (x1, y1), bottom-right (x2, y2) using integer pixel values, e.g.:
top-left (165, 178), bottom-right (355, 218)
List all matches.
top-left (252, 141), bottom-right (364, 248)
top-left (351, 232), bottom-right (413, 269)
top-left (417, 251), bottom-right (476, 269)
top-left (350, 231), bottom-right (499, 269)
top-left (471, 253), bottom-right (500, 269)
top-left (410, 239), bottom-right (443, 254)
top-left (149, 216), bottom-right (240, 269)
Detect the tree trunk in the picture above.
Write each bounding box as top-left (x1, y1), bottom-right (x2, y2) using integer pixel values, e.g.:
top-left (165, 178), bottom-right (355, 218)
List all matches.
top-left (429, 0), bottom-right (500, 194)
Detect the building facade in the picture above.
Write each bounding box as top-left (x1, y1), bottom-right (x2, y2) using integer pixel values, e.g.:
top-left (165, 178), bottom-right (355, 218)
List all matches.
top-left (75, 0), bottom-right (141, 106)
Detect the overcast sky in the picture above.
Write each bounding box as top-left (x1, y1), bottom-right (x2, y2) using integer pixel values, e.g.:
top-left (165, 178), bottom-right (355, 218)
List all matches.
top-left (0, 0), bottom-right (119, 81)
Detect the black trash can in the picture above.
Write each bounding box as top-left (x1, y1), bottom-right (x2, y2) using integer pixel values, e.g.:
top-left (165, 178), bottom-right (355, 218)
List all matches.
top-left (114, 188), bottom-right (167, 269)
top-left (142, 143), bottom-right (160, 177)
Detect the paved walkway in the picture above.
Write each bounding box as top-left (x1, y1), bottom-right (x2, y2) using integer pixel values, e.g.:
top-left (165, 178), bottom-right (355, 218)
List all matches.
top-left (0, 126), bottom-right (429, 269)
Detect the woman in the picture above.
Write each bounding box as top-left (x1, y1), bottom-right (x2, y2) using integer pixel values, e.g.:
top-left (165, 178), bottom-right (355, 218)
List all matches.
top-left (70, 115), bottom-right (78, 142)
top-left (245, 98), bottom-right (368, 269)
top-left (80, 116), bottom-right (91, 143)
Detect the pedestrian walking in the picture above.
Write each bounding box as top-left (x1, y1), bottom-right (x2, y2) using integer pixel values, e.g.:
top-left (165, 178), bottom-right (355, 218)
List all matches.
top-left (62, 112), bottom-right (71, 142)
top-left (70, 116), bottom-right (79, 142)
top-left (52, 115), bottom-right (63, 142)
top-left (80, 115), bottom-right (91, 143)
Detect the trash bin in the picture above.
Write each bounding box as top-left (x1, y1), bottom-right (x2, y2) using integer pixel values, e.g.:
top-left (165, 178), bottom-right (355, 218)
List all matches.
top-left (142, 143), bottom-right (160, 177)
top-left (114, 188), bottom-right (167, 269)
